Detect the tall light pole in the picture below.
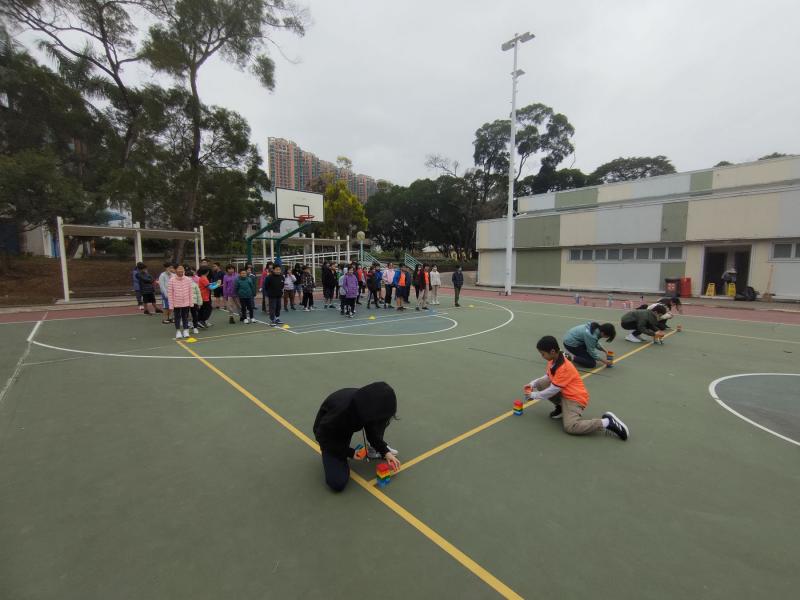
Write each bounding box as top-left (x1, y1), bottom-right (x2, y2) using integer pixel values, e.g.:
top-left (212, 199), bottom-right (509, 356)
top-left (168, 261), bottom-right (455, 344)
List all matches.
top-left (501, 31), bottom-right (534, 296)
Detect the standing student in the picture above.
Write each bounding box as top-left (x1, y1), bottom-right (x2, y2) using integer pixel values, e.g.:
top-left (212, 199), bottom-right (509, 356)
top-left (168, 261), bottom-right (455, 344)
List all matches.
top-left (412, 265), bottom-right (421, 301)
top-left (132, 262), bottom-right (144, 310)
top-left (430, 265), bottom-right (441, 305)
top-left (301, 265), bottom-right (315, 311)
top-left (312, 382), bottom-right (401, 492)
top-left (415, 264), bottom-right (430, 311)
top-left (321, 262), bottom-right (336, 308)
top-left (452, 265), bottom-right (464, 307)
top-left (356, 264), bottom-right (366, 305)
top-left (366, 266), bottom-right (381, 308)
top-left (382, 262), bottom-right (396, 308)
top-left (136, 264), bottom-right (157, 315)
top-left (283, 267), bottom-right (297, 311)
top-left (621, 305), bottom-right (666, 343)
top-left (374, 263), bottom-right (384, 305)
top-left (211, 262), bottom-right (225, 309)
top-left (341, 265), bottom-right (359, 317)
top-left (196, 266), bottom-right (213, 328)
top-left (264, 264), bottom-right (285, 326)
top-left (393, 264), bottom-right (411, 311)
top-left (563, 322), bottom-right (616, 369)
top-left (167, 265), bottom-right (194, 339)
top-left (236, 267), bottom-right (256, 323)
top-left (187, 267), bottom-right (202, 334)
top-left (293, 263), bottom-right (304, 306)
top-left (526, 335), bottom-right (629, 440)
top-left (222, 264), bottom-right (239, 325)
top-left (158, 262), bottom-right (175, 324)
top-left (334, 264), bottom-right (341, 300)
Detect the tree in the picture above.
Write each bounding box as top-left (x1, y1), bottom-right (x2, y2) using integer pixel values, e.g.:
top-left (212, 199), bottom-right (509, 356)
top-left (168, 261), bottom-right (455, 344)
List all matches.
top-left (759, 152), bottom-right (788, 160)
top-left (336, 156), bottom-right (352, 171)
top-left (714, 161), bottom-right (733, 167)
top-left (589, 156), bottom-right (676, 184)
top-left (319, 180), bottom-right (367, 239)
top-left (472, 103), bottom-right (575, 203)
top-left (518, 166), bottom-right (588, 195)
top-left (143, 0), bottom-right (306, 259)
top-left (425, 153), bottom-right (459, 177)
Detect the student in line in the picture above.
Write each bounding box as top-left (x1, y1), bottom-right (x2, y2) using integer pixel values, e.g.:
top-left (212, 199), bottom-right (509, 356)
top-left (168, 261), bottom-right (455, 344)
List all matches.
top-left (264, 263), bottom-right (285, 326)
top-left (210, 262), bottom-right (225, 309)
top-left (222, 264), bottom-right (239, 324)
top-left (136, 264), bottom-right (158, 315)
top-left (452, 265), bottom-right (464, 307)
top-left (415, 264), bottom-right (430, 311)
top-left (132, 262), bottom-right (144, 311)
top-left (283, 266), bottom-right (297, 311)
top-left (392, 263), bottom-right (410, 311)
top-left (301, 265), bottom-right (315, 311)
top-left (382, 262), bottom-right (396, 309)
top-left (236, 267), bottom-right (256, 324)
top-left (526, 336), bottom-right (629, 440)
top-left (158, 262), bottom-right (175, 324)
top-left (196, 266), bottom-right (213, 328)
top-left (322, 262), bottom-right (337, 308)
top-left (313, 382), bottom-right (401, 492)
top-left (429, 265), bottom-right (441, 305)
top-left (563, 322), bottom-right (616, 369)
top-left (621, 305), bottom-right (667, 343)
top-left (341, 265), bottom-right (360, 318)
top-left (167, 264), bottom-right (194, 339)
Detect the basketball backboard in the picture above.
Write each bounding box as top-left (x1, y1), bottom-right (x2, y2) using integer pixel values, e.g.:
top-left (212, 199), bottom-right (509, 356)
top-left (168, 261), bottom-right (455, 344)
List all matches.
top-left (275, 188), bottom-right (324, 223)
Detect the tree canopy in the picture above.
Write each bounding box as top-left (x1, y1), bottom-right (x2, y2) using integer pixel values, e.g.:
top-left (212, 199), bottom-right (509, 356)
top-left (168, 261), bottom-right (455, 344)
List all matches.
top-left (588, 156), bottom-right (676, 185)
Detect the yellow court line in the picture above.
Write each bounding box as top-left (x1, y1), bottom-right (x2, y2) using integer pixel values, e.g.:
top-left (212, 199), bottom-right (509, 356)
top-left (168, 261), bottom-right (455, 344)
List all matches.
top-left (177, 342), bottom-right (523, 600)
top-left (380, 331), bottom-right (676, 482)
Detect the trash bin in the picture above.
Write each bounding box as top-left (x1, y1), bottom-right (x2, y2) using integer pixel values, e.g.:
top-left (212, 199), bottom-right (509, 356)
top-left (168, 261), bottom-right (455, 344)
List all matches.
top-left (664, 278), bottom-right (680, 296)
top-left (679, 277), bottom-right (692, 298)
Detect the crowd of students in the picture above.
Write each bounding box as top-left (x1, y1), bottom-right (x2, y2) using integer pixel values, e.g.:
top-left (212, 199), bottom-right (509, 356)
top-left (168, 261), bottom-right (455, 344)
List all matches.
top-left (132, 259), bottom-right (467, 338)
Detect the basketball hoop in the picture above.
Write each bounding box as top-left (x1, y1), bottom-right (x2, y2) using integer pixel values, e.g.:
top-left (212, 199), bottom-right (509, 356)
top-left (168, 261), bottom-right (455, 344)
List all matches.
top-left (297, 214), bottom-right (315, 224)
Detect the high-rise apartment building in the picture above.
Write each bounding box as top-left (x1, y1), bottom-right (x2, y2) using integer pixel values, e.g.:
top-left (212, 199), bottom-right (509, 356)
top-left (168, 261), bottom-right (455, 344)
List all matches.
top-left (267, 137), bottom-right (380, 203)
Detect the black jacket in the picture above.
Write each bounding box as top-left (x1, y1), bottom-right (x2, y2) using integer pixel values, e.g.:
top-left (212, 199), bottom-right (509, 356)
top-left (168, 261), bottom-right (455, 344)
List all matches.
top-left (264, 273), bottom-right (284, 298)
top-left (137, 272), bottom-right (155, 294)
top-left (452, 270), bottom-right (464, 287)
top-left (313, 382), bottom-right (396, 460)
top-left (322, 267), bottom-right (337, 288)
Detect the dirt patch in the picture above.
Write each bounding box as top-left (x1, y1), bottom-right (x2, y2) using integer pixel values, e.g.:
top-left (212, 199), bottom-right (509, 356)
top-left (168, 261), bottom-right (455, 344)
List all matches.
top-left (0, 257), bottom-right (156, 306)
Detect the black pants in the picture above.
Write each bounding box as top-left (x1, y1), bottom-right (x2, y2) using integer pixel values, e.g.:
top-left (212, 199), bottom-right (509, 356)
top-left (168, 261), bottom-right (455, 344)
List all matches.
top-left (564, 342), bottom-right (597, 369)
top-left (240, 297), bottom-right (254, 321)
top-left (384, 285), bottom-right (393, 306)
top-left (621, 319), bottom-right (642, 337)
top-left (323, 286), bottom-right (334, 304)
top-left (174, 307), bottom-right (190, 330)
top-left (302, 291), bottom-right (314, 308)
top-left (268, 296), bottom-right (282, 321)
top-left (199, 300), bottom-right (212, 323)
top-left (321, 451), bottom-right (349, 492)
top-left (367, 289), bottom-right (380, 307)
top-left (414, 285), bottom-right (420, 299)
top-left (190, 305), bottom-right (199, 327)
top-left (343, 297), bottom-right (356, 314)
top-left (358, 283), bottom-right (365, 301)
top-left (454, 286), bottom-right (462, 305)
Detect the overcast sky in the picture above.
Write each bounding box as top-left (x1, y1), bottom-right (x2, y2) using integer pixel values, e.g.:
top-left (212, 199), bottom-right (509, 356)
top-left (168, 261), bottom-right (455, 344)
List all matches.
top-left (25, 0), bottom-right (800, 186)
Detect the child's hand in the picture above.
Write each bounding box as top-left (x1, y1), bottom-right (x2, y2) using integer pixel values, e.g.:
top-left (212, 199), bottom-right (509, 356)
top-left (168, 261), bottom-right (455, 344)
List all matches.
top-left (384, 452), bottom-right (401, 473)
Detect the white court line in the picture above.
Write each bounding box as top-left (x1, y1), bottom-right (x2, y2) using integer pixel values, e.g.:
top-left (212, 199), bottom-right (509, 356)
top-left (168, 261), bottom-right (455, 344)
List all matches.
top-left (0, 317), bottom-right (44, 406)
top-left (295, 311), bottom-right (451, 335)
top-left (30, 299), bottom-right (514, 359)
top-left (709, 373), bottom-right (800, 448)
top-left (325, 315), bottom-right (458, 337)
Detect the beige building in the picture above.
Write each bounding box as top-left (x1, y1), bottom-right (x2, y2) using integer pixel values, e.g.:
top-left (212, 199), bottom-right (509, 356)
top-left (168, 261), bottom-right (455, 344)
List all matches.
top-left (477, 156), bottom-right (800, 299)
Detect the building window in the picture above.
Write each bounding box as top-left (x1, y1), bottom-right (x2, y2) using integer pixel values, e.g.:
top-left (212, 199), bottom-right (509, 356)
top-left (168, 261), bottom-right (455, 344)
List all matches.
top-left (608, 248), bottom-right (620, 260)
top-left (773, 243), bottom-right (793, 259)
top-left (581, 249), bottom-right (593, 261)
top-left (570, 249), bottom-right (580, 261)
top-left (651, 247), bottom-right (666, 260)
top-left (667, 246), bottom-right (683, 260)
top-left (636, 248), bottom-right (650, 260)
top-left (622, 248), bottom-right (635, 260)
top-left (595, 248), bottom-right (607, 260)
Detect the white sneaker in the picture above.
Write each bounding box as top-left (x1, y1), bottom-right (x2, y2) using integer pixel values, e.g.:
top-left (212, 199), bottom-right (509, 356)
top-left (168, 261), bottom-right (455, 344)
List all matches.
top-left (304, 308), bottom-right (310, 312)
top-left (192, 327), bottom-right (199, 334)
top-left (182, 330), bottom-right (190, 338)
top-left (244, 318), bottom-right (250, 324)
top-left (175, 331), bottom-right (182, 339)
top-left (625, 332), bottom-right (642, 343)
top-left (367, 445), bottom-right (399, 459)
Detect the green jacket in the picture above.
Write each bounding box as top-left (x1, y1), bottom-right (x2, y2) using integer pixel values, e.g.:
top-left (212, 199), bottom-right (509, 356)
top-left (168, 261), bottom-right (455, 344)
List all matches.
top-left (236, 276), bottom-right (256, 299)
top-left (564, 322), bottom-right (605, 359)
top-left (621, 309), bottom-right (659, 336)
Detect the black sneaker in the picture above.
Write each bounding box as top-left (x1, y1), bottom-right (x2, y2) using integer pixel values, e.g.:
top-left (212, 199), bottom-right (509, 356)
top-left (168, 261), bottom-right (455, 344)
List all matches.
top-left (269, 321), bottom-right (276, 328)
top-left (603, 411), bottom-right (629, 441)
top-left (275, 318), bottom-right (282, 324)
top-left (415, 306), bottom-right (420, 311)
top-left (549, 404), bottom-right (563, 420)
top-left (229, 315), bottom-right (235, 324)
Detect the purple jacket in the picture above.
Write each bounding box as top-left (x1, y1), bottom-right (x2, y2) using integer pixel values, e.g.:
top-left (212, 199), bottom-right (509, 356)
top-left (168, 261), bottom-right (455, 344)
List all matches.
top-left (223, 273), bottom-right (238, 298)
top-left (342, 272), bottom-right (359, 298)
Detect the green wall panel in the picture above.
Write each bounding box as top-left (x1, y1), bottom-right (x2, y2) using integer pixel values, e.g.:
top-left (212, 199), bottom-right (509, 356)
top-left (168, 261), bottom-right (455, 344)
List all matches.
top-left (690, 170), bottom-right (713, 192)
top-left (514, 215), bottom-right (560, 248)
top-left (555, 188), bottom-right (598, 209)
top-left (659, 261), bottom-right (686, 288)
top-left (660, 201), bottom-right (688, 242)
top-left (516, 249), bottom-right (562, 286)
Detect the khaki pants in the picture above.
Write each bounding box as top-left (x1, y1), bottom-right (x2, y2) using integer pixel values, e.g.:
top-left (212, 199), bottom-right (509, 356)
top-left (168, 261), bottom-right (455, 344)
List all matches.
top-left (534, 379), bottom-right (604, 435)
top-left (431, 285), bottom-right (439, 304)
top-left (417, 286), bottom-right (429, 308)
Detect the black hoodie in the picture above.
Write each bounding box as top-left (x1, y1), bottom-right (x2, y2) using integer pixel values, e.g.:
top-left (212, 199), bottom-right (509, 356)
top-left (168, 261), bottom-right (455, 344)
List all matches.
top-left (313, 382), bottom-right (396, 459)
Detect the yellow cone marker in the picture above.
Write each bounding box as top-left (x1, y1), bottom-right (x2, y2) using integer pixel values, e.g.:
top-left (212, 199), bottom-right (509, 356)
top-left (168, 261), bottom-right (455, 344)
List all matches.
top-left (368, 316), bottom-right (377, 320)
top-left (469, 304), bottom-right (475, 308)
top-left (282, 324), bottom-right (290, 329)
top-left (186, 337), bottom-right (197, 343)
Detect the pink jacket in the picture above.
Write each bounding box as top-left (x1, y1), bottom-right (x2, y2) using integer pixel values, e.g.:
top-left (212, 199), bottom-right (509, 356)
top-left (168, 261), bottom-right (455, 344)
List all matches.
top-left (168, 275), bottom-right (194, 308)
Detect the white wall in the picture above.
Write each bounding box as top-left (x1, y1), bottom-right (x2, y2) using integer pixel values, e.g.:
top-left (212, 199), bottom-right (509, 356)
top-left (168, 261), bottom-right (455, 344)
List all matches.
top-left (595, 263), bottom-right (661, 292)
top-left (478, 250), bottom-right (513, 286)
top-left (518, 192), bottom-right (555, 213)
top-left (595, 204), bottom-right (662, 245)
top-left (772, 262), bottom-right (800, 299)
top-left (476, 219), bottom-right (506, 250)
